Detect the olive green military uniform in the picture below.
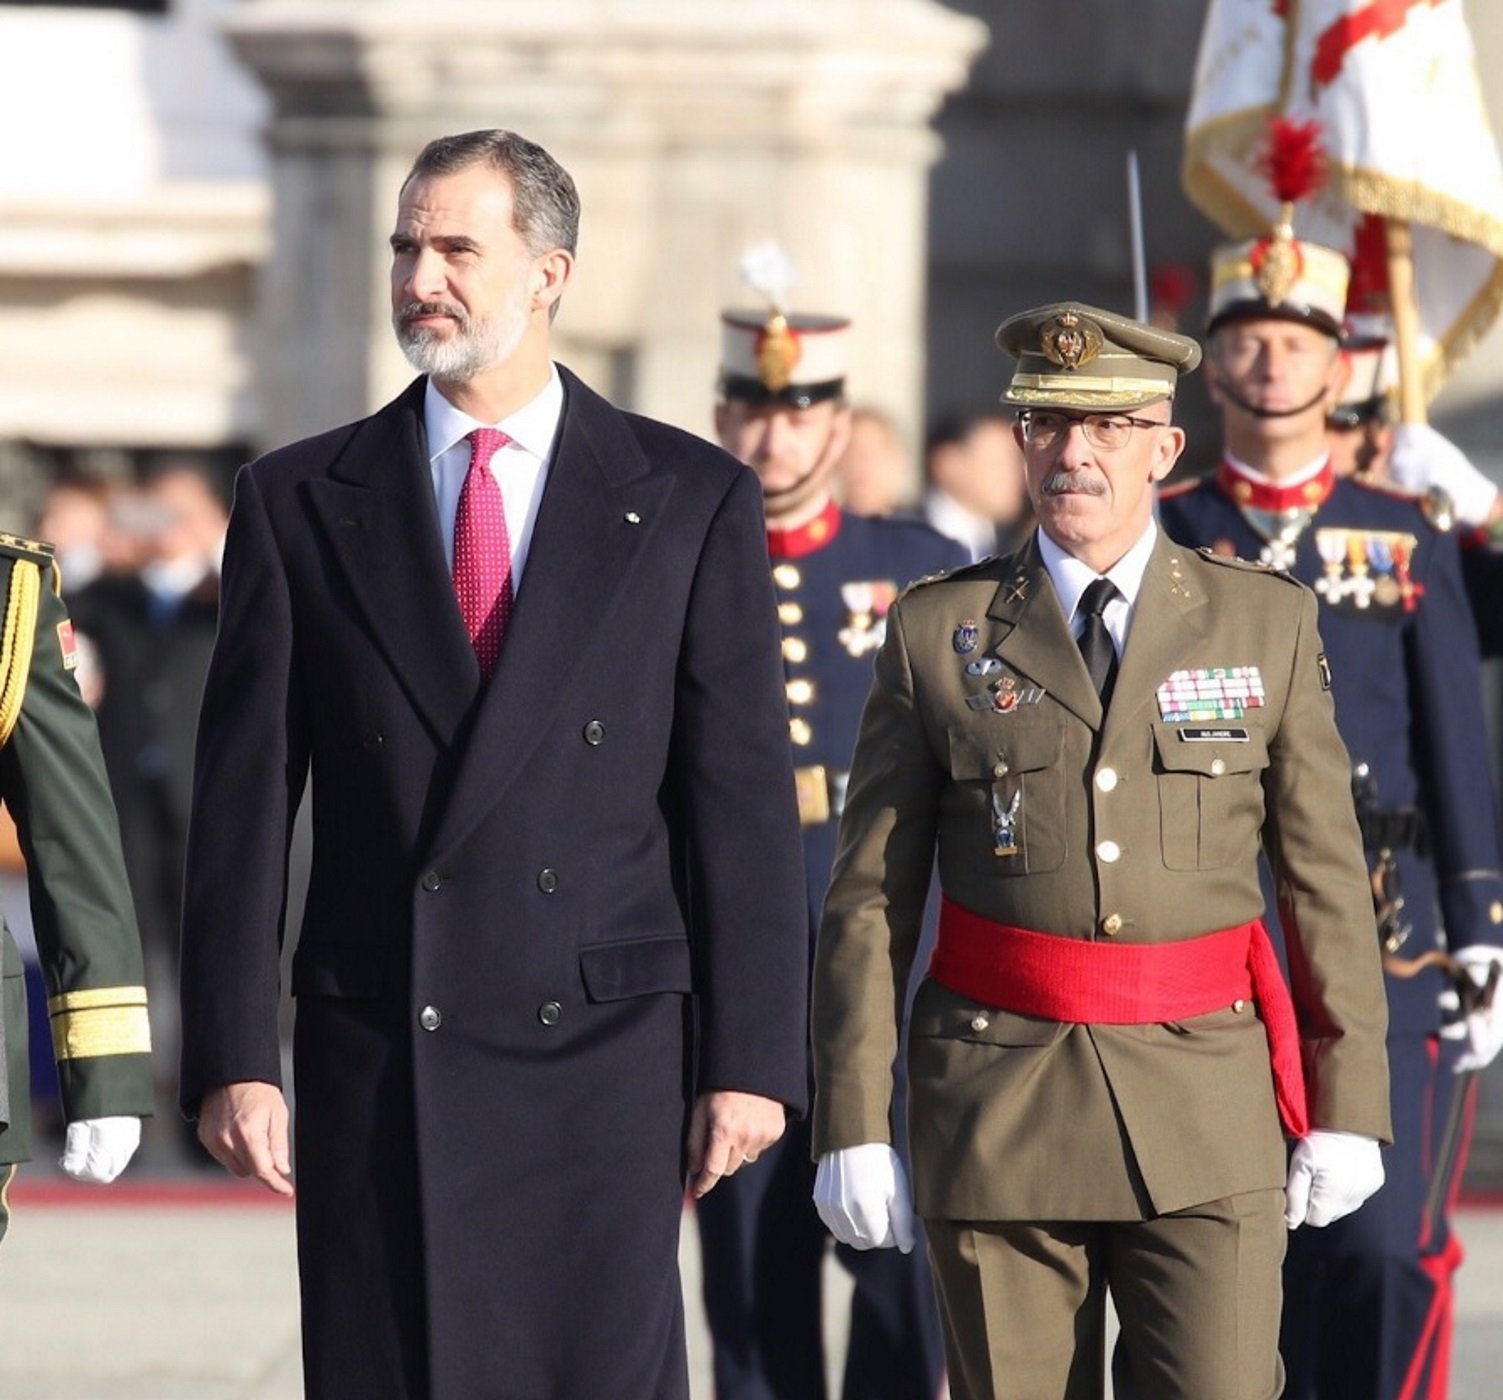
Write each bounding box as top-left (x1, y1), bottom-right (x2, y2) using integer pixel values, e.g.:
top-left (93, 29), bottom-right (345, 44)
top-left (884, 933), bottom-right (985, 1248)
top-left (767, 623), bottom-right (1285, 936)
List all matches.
top-left (0, 537), bottom-right (152, 1240)
top-left (811, 306), bottom-right (1391, 1399)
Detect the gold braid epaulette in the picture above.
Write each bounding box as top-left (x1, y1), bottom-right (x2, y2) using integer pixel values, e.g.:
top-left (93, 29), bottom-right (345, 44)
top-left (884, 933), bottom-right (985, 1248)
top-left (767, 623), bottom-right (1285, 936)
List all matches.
top-left (0, 557), bottom-right (42, 748)
top-left (48, 987), bottom-right (152, 1060)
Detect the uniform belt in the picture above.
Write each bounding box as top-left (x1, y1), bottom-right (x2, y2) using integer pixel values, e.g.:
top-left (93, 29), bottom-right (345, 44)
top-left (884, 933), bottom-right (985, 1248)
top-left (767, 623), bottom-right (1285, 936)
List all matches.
top-left (793, 764), bottom-right (849, 827)
top-left (1357, 806), bottom-right (1426, 855)
top-left (930, 897), bottom-right (1309, 1138)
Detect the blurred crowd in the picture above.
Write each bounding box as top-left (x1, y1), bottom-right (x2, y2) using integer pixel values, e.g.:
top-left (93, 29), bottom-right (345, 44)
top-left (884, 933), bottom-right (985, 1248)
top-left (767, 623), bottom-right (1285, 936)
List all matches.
top-left (2, 460), bottom-right (230, 1170)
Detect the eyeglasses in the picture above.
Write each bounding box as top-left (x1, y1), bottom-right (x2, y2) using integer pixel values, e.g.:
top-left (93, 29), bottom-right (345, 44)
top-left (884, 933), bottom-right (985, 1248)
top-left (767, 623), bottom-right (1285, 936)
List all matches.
top-left (1017, 409), bottom-right (1168, 452)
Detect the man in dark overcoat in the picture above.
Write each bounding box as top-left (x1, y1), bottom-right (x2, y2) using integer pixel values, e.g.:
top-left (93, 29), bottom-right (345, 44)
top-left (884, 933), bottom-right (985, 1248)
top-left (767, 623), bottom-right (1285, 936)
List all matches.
top-left (178, 129), bottom-right (809, 1400)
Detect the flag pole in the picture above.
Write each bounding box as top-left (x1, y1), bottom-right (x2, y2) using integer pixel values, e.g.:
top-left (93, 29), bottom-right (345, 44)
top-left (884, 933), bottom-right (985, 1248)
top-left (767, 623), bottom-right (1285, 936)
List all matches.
top-left (1127, 150), bottom-right (1148, 321)
top-left (1385, 218), bottom-right (1428, 425)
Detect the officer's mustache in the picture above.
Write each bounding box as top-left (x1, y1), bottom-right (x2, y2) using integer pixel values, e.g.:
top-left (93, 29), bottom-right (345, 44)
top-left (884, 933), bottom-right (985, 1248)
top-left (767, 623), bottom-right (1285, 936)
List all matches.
top-left (1041, 470), bottom-right (1108, 498)
top-left (396, 301), bottom-right (470, 332)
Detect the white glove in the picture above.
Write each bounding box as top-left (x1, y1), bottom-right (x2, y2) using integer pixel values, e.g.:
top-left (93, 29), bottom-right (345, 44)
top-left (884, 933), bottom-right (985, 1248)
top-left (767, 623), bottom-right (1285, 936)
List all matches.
top-left (60, 1116), bottom-right (142, 1184)
top-left (1284, 1130), bottom-right (1384, 1228)
top-left (1388, 424), bottom-right (1499, 528)
top-left (1452, 945), bottom-right (1503, 1073)
top-left (813, 1143), bottom-right (916, 1253)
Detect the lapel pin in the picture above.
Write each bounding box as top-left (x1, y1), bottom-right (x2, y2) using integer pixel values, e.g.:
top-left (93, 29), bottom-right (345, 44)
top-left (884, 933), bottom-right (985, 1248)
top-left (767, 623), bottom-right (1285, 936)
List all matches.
top-left (624, 511), bottom-right (642, 525)
top-left (1004, 576), bottom-right (1029, 605)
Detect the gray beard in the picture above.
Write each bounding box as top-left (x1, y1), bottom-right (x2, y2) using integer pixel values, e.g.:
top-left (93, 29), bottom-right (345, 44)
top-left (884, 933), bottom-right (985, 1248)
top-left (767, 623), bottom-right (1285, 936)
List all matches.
top-left (393, 302), bottom-right (527, 384)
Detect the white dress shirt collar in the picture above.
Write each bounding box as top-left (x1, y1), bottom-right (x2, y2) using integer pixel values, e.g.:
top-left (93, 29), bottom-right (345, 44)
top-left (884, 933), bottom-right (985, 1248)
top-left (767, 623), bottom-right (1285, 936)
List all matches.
top-left (423, 365), bottom-right (564, 465)
top-left (1037, 520), bottom-right (1158, 655)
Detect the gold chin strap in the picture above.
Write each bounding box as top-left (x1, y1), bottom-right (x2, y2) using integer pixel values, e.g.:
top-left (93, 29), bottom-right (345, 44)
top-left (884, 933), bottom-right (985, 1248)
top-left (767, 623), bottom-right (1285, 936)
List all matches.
top-left (0, 559), bottom-right (41, 749)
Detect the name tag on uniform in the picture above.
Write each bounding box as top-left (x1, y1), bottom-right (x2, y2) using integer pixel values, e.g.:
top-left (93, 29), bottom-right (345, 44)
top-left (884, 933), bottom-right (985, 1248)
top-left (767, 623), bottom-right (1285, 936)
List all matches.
top-left (1177, 727), bottom-right (1250, 743)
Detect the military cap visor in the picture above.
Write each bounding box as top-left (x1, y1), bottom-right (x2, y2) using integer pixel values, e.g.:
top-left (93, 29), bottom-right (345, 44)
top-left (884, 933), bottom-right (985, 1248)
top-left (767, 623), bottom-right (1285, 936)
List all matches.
top-left (996, 303), bottom-right (1202, 412)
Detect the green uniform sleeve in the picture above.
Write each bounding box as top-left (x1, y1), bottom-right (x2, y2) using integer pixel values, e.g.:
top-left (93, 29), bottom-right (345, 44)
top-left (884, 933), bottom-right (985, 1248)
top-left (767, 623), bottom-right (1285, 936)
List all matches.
top-left (0, 554), bottom-right (153, 1132)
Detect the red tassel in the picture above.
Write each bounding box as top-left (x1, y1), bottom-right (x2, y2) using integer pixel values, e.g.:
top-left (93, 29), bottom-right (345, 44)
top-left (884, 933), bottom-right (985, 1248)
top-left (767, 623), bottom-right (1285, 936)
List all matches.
top-left (1347, 212), bottom-right (1391, 312)
top-left (1257, 117), bottom-right (1328, 207)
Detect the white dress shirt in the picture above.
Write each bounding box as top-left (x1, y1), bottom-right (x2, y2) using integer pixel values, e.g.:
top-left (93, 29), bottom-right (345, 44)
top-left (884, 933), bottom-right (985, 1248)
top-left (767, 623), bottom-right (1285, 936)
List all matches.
top-left (424, 366), bottom-right (564, 588)
top-left (1037, 521), bottom-right (1158, 660)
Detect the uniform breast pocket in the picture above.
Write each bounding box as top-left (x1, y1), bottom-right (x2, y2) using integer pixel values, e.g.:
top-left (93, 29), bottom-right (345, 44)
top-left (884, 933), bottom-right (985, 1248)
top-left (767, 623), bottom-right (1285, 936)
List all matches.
top-left (1152, 724), bottom-right (1270, 870)
top-left (947, 716), bottom-right (1066, 875)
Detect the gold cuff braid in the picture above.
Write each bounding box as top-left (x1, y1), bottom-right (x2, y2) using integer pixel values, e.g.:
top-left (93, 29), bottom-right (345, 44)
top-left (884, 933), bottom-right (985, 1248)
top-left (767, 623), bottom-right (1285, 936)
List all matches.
top-left (48, 987), bottom-right (152, 1060)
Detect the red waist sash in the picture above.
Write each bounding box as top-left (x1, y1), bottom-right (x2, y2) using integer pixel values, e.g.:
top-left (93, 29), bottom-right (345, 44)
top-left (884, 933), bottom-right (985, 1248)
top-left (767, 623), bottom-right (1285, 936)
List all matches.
top-left (931, 897), bottom-right (1309, 1138)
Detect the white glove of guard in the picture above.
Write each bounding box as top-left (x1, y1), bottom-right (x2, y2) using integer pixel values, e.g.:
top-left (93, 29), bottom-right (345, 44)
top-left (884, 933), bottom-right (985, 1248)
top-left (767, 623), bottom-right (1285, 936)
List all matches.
top-left (1387, 423), bottom-right (1500, 528)
top-left (1452, 945), bottom-right (1503, 1073)
top-left (813, 1143), bottom-right (916, 1253)
top-left (1284, 1130), bottom-right (1384, 1229)
top-left (61, 1116), bottom-right (142, 1184)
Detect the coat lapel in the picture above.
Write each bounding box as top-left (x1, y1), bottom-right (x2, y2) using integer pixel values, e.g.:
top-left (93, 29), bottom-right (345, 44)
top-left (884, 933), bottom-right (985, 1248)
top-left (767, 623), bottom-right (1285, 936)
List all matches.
top-left (426, 369), bottom-right (674, 862)
top-left (1101, 534), bottom-right (1209, 742)
top-left (986, 535), bottom-right (1104, 731)
top-left (306, 379), bottom-right (481, 746)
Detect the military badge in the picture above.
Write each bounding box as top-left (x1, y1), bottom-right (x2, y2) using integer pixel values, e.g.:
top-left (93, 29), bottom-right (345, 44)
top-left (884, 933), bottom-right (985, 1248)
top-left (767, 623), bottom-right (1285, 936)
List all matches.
top-left (1157, 667), bottom-right (1266, 723)
top-left (1040, 310), bottom-right (1102, 371)
top-left (1314, 528), bottom-right (1422, 614)
top-left (992, 789), bottom-right (1022, 857)
top-left (755, 313), bottom-right (801, 393)
top-left (952, 619), bottom-right (979, 654)
top-left (57, 619), bottom-right (78, 671)
top-left (838, 580), bottom-right (898, 658)
top-left (965, 657), bottom-right (1002, 676)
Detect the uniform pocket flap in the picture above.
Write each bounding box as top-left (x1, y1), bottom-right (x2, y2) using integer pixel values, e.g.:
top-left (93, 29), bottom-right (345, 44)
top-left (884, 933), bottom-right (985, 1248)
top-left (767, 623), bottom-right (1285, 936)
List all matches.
top-left (1151, 725), bottom-right (1269, 777)
top-left (291, 943), bottom-right (388, 999)
top-left (948, 715), bottom-right (1061, 780)
top-left (908, 978), bottom-right (1064, 1046)
top-left (579, 936), bottom-right (693, 1002)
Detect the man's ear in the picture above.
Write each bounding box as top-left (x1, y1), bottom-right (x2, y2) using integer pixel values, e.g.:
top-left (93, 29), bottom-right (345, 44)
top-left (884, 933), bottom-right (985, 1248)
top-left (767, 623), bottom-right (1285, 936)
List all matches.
top-left (533, 248), bottom-right (573, 312)
top-left (1149, 425), bottom-right (1188, 485)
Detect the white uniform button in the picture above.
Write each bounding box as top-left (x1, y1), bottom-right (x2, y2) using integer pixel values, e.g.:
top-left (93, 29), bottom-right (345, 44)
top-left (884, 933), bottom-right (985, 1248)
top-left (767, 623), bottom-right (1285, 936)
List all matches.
top-left (1101, 913), bottom-right (1123, 937)
top-left (419, 1006), bottom-right (442, 1031)
top-left (782, 637), bottom-right (808, 664)
top-left (1210, 758), bottom-right (1227, 776)
top-left (789, 717), bottom-right (813, 747)
top-left (1095, 767), bottom-right (1118, 792)
top-left (1096, 840), bottom-right (1121, 864)
top-left (970, 1014), bottom-right (990, 1033)
top-left (773, 564), bottom-right (802, 591)
top-left (1233, 999), bottom-right (1246, 1014)
top-left (993, 761), bottom-right (1009, 778)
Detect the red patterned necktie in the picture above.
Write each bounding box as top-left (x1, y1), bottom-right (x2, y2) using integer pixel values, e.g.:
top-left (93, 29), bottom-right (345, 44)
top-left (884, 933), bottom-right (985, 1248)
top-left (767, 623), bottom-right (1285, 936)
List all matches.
top-left (453, 428), bottom-right (514, 677)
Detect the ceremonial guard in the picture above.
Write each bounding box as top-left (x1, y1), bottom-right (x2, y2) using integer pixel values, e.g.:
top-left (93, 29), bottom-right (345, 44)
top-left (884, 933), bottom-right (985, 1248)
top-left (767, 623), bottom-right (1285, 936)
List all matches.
top-left (0, 534), bottom-right (153, 1238)
top-left (813, 302), bottom-right (1391, 1400)
top-left (696, 248), bottom-right (963, 1399)
top-left (1159, 183), bottom-right (1503, 1399)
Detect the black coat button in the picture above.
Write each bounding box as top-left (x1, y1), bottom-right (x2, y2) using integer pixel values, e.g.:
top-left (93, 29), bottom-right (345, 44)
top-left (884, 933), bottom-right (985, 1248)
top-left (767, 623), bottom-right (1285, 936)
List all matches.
top-left (421, 871), bottom-right (442, 893)
top-left (583, 720), bottom-right (605, 745)
top-left (537, 869), bottom-right (559, 894)
top-left (539, 1000), bottom-right (562, 1027)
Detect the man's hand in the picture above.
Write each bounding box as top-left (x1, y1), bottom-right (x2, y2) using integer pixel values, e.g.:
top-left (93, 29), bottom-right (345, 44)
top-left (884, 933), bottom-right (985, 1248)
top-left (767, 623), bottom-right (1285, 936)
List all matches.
top-left (60, 1116), bottom-right (141, 1184)
top-left (1388, 424), bottom-right (1501, 528)
top-left (813, 1143), bottom-right (916, 1253)
top-left (197, 1081), bottom-right (294, 1198)
top-left (686, 1090), bottom-right (786, 1199)
top-left (1453, 945), bottom-right (1503, 1072)
top-left (1284, 1130), bottom-right (1384, 1228)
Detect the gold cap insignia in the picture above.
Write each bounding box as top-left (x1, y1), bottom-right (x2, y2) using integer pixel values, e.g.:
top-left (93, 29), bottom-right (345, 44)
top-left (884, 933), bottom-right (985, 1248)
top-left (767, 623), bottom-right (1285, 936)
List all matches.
top-left (756, 313), bottom-right (802, 392)
top-left (1040, 311), bottom-right (1102, 371)
top-left (1252, 216), bottom-right (1304, 306)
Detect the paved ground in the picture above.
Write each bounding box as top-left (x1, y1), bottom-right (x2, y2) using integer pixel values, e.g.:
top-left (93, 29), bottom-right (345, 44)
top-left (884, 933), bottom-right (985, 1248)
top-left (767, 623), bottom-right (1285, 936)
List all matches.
top-left (1, 1183), bottom-right (1501, 1398)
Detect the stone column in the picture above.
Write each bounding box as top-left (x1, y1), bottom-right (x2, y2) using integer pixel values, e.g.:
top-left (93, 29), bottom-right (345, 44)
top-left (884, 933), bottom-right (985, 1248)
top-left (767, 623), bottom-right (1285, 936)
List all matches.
top-left (225, 0), bottom-right (986, 450)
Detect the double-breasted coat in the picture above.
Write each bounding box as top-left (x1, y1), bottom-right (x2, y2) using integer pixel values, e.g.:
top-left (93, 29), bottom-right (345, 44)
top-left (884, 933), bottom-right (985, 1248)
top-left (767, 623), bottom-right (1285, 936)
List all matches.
top-left (812, 532), bottom-right (1392, 1224)
top-left (178, 370), bottom-right (809, 1400)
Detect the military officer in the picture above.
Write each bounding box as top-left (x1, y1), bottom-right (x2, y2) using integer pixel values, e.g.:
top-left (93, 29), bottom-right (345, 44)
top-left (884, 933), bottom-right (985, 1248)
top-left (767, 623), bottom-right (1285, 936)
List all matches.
top-left (0, 532), bottom-right (153, 1241)
top-left (695, 265), bottom-right (964, 1399)
top-left (1159, 218), bottom-right (1503, 1400)
top-left (812, 303), bottom-right (1392, 1400)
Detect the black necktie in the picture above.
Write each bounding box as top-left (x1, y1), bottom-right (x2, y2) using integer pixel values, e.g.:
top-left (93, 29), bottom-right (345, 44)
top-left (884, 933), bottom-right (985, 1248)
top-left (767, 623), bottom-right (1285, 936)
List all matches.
top-left (1077, 577), bottom-right (1122, 707)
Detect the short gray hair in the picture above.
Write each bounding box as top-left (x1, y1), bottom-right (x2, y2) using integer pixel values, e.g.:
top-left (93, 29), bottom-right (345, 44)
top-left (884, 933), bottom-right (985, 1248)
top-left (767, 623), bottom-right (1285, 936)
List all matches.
top-left (403, 130), bottom-right (580, 257)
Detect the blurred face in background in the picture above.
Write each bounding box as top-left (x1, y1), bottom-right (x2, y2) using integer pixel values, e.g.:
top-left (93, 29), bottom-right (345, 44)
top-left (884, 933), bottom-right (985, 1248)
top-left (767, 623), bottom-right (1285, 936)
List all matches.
top-left (929, 417), bottom-right (1029, 525)
top-left (715, 398), bottom-right (852, 527)
top-left (144, 469), bottom-right (229, 568)
top-left (835, 409), bottom-right (911, 516)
